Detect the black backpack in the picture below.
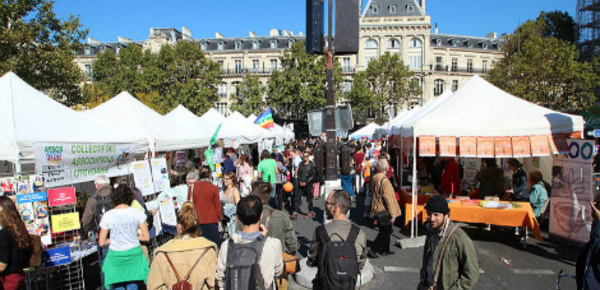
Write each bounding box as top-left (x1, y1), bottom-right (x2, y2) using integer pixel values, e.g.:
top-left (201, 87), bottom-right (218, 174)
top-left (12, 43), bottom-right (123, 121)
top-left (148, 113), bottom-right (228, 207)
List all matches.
top-left (225, 235), bottom-right (268, 290)
top-left (93, 194), bottom-right (114, 233)
top-left (315, 224), bottom-right (360, 290)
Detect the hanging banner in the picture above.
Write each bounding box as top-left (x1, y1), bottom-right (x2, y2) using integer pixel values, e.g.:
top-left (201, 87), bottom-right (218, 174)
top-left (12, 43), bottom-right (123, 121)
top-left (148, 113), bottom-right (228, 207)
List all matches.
top-left (459, 137), bottom-right (477, 157)
top-left (131, 161), bottom-right (155, 196)
top-left (530, 135), bottom-right (551, 156)
top-left (550, 139), bottom-right (594, 243)
top-left (418, 136), bottom-right (436, 157)
top-left (494, 137), bottom-right (513, 158)
top-left (512, 136), bottom-right (532, 157)
top-left (47, 187), bottom-right (76, 207)
top-left (438, 136), bottom-right (457, 157)
top-left (34, 143), bottom-right (135, 187)
top-left (150, 158), bottom-right (170, 193)
top-left (17, 192), bottom-right (51, 245)
top-left (550, 135), bottom-right (570, 155)
top-left (476, 137), bottom-right (494, 158)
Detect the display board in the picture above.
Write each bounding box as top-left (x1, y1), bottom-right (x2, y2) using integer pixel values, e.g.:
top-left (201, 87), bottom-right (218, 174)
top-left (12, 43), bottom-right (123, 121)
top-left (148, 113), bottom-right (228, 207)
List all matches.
top-left (150, 158), bottom-right (170, 192)
top-left (132, 160), bottom-right (156, 196)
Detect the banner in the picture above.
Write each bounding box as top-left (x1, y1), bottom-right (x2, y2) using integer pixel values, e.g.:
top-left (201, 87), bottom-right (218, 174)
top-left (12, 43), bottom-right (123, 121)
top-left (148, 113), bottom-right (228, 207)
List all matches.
top-left (550, 139), bottom-right (594, 243)
top-left (459, 137), bottom-right (477, 157)
top-left (438, 136), bottom-right (457, 157)
top-left (476, 137), bottom-right (494, 158)
top-left (34, 143), bottom-right (135, 187)
top-left (418, 136), bottom-right (436, 157)
top-left (512, 136), bottom-right (531, 157)
top-left (132, 161), bottom-right (155, 196)
top-left (43, 246), bottom-right (72, 267)
top-left (494, 137), bottom-right (512, 158)
top-left (150, 158), bottom-right (170, 193)
top-left (530, 135), bottom-right (551, 156)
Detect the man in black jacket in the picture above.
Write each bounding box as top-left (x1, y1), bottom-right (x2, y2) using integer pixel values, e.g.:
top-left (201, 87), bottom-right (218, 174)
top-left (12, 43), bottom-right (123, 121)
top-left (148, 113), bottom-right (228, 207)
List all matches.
top-left (295, 152), bottom-right (316, 219)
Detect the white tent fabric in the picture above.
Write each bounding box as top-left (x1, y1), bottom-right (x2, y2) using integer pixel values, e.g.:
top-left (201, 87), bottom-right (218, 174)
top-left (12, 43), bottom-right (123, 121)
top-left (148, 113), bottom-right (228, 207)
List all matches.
top-left (394, 91), bottom-right (454, 136)
top-left (217, 111), bottom-right (275, 144)
top-left (164, 105), bottom-right (211, 147)
top-left (0, 72), bottom-right (148, 163)
top-left (247, 114), bottom-right (258, 123)
top-left (84, 92), bottom-right (199, 152)
top-left (407, 75), bottom-right (585, 137)
top-left (269, 123), bottom-right (288, 140)
top-left (198, 108), bottom-right (225, 130)
top-left (349, 123), bottom-right (380, 140)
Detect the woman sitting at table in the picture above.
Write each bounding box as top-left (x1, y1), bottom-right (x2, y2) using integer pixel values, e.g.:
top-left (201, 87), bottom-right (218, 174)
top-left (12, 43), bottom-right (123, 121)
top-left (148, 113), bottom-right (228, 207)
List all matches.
top-left (528, 170), bottom-right (549, 218)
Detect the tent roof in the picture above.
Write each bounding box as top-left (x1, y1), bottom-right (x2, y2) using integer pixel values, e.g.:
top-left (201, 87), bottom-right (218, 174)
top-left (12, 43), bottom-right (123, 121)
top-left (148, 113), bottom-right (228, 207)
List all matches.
top-left (394, 91), bottom-right (453, 135)
top-left (410, 75), bottom-right (584, 137)
top-left (198, 108), bottom-right (225, 129)
top-left (84, 92), bottom-right (199, 151)
top-left (217, 111), bottom-right (274, 144)
top-left (350, 123), bottom-right (380, 139)
top-left (0, 72), bottom-right (147, 163)
top-left (164, 105), bottom-right (211, 146)
top-left (247, 114), bottom-right (258, 122)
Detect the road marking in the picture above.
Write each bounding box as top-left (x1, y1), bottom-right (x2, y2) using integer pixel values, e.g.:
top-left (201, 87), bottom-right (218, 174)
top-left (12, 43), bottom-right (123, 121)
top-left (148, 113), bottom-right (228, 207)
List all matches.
top-left (384, 266), bottom-right (420, 273)
top-left (512, 269), bottom-right (555, 275)
top-left (479, 269), bottom-right (485, 274)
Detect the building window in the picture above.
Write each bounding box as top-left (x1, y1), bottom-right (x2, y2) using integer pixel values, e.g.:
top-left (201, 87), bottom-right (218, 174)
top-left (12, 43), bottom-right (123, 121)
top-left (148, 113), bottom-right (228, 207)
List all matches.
top-left (451, 58), bottom-right (458, 72)
top-left (387, 38), bottom-right (400, 49)
top-left (270, 59), bottom-right (277, 71)
top-left (365, 39), bottom-right (378, 49)
top-left (372, 5), bottom-right (378, 14)
top-left (252, 41), bottom-right (259, 49)
top-left (451, 40), bottom-right (458, 47)
top-left (365, 56), bottom-right (374, 68)
top-left (235, 41), bottom-right (242, 50)
top-left (452, 80), bottom-right (458, 92)
top-left (482, 43), bottom-right (489, 49)
top-left (482, 60), bottom-right (488, 73)
top-left (434, 79), bottom-right (444, 96)
top-left (270, 40), bottom-right (277, 49)
top-left (235, 60), bottom-right (242, 73)
top-left (115, 47), bottom-right (121, 54)
top-left (84, 47), bottom-right (92, 55)
top-left (408, 55), bottom-right (422, 69)
top-left (409, 38), bottom-right (422, 48)
top-left (288, 40), bottom-right (294, 48)
top-left (216, 102), bottom-right (228, 116)
top-left (252, 59), bottom-right (259, 71)
top-left (389, 5), bottom-right (396, 14)
top-left (467, 59), bottom-right (473, 73)
top-left (218, 83), bottom-right (228, 98)
top-left (342, 57), bottom-right (351, 71)
top-left (411, 77), bottom-right (421, 88)
top-left (218, 42), bottom-right (224, 50)
top-left (231, 82), bottom-right (241, 96)
top-left (435, 39), bottom-right (442, 46)
top-left (343, 80), bottom-right (353, 93)
top-left (407, 5), bottom-right (414, 12)
top-left (84, 64), bottom-right (92, 79)
top-left (201, 43), bottom-right (207, 50)
top-left (466, 41), bottom-right (473, 48)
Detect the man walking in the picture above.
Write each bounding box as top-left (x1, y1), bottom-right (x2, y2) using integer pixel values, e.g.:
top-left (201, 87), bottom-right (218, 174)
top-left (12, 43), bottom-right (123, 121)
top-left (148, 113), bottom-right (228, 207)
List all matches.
top-left (189, 166), bottom-right (223, 247)
top-left (418, 196), bottom-right (479, 290)
top-left (296, 151), bottom-right (317, 219)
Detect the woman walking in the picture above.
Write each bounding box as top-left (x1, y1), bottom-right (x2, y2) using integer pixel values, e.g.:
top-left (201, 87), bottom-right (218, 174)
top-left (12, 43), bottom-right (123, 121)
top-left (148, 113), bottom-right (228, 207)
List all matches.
top-left (0, 197), bottom-right (33, 290)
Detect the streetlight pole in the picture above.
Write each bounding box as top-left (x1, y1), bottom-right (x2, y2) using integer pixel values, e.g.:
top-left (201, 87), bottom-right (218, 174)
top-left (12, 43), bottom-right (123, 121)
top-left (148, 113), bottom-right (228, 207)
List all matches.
top-left (325, 0), bottom-right (337, 181)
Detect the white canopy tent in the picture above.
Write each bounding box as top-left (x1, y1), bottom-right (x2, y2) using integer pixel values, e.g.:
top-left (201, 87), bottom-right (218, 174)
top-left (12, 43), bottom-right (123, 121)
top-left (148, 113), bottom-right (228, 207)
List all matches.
top-left (349, 123), bottom-right (380, 140)
top-left (217, 111), bottom-right (275, 144)
top-left (0, 72), bottom-right (148, 164)
top-left (247, 114), bottom-right (258, 123)
top-left (164, 105), bottom-right (211, 147)
top-left (393, 91), bottom-right (454, 136)
top-left (198, 108), bottom-right (225, 130)
top-left (84, 92), bottom-right (200, 152)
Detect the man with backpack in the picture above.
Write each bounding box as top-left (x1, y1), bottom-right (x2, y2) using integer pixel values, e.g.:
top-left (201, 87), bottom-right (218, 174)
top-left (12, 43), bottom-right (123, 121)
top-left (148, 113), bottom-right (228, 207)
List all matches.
top-left (80, 175), bottom-right (113, 288)
top-left (216, 195), bottom-right (283, 290)
top-left (308, 190), bottom-right (367, 290)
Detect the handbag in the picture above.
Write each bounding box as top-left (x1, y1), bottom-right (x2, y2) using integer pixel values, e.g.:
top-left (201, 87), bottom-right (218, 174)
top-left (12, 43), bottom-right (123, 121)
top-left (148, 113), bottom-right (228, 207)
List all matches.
top-left (265, 209), bottom-right (300, 274)
top-left (428, 224), bottom-right (460, 290)
top-left (375, 177), bottom-right (392, 227)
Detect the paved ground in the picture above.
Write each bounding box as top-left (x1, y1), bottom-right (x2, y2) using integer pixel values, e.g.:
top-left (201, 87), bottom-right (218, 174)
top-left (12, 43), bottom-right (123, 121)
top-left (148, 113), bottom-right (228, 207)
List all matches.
top-left (287, 196), bottom-right (580, 290)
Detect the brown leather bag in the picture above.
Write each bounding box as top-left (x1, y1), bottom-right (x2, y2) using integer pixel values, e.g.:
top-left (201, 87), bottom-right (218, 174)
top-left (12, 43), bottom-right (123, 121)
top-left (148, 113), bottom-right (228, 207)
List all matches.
top-left (163, 248), bottom-right (210, 290)
top-left (265, 209), bottom-right (300, 275)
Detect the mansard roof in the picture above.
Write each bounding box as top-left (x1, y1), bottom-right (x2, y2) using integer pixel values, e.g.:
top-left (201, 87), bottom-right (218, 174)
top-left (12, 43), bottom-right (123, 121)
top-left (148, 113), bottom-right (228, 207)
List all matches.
top-left (196, 35), bottom-right (306, 52)
top-left (361, 0), bottom-right (425, 17)
top-left (430, 33), bottom-right (502, 51)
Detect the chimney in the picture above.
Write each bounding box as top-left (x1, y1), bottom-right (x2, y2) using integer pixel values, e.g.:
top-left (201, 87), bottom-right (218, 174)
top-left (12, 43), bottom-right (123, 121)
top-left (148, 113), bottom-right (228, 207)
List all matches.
top-left (421, 0), bottom-right (426, 13)
top-left (117, 36), bottom-right (133, 43)
top-left (215, 32), bottom-right (224, 39)
top-left (434, 23), bottom-right (438, 34)
top-left (249, 31), bottom-right (256, 37)
top-left (485, 32), bottom-right (498, 39)
top-left (182, 27), bottom-right (192, 40)
top-left (269, 28), bottom-right (279, 37)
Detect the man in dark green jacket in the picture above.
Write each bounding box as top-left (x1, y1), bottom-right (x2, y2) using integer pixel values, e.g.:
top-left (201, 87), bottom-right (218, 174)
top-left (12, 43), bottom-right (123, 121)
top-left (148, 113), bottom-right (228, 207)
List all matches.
top-left (418, 196), bottom-right (479, 290)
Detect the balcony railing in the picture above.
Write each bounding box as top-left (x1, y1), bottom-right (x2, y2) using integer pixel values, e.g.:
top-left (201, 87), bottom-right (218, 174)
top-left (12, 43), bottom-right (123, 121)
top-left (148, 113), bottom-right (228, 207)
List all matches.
top-left (434, 65), bottom-right (489, 74)
top-left (220, 67), bottom-right (280, 76)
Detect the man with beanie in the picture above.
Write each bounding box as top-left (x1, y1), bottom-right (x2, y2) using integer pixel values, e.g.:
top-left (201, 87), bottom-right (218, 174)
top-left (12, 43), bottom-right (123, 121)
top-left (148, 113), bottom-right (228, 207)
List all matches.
top-left (418, 196), bottom-right (479, 290)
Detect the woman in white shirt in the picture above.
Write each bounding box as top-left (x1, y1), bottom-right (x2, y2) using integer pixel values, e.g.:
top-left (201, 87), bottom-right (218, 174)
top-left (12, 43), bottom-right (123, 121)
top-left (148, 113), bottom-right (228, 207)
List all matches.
top-left (98, 184), bottom-right (150, 290)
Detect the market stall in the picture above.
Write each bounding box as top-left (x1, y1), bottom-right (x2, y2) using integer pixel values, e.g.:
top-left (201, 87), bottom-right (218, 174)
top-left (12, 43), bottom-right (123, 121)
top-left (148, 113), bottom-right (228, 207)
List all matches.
top-left (164, 105), bottom-right (211, 147)
top-left (217, 111), bottom-right (275, 145)
top-left (349, 122), bottom-right (380, 140)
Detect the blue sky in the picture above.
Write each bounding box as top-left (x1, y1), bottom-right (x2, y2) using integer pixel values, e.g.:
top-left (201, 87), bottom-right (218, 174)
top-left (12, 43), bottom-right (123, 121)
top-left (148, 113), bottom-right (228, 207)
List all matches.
top-left (53, 0), bottom-right (577, 42)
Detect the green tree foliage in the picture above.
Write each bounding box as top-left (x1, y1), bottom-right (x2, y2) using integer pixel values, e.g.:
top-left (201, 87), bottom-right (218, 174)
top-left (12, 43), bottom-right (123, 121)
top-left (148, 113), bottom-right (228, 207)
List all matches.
top-left (88, 40), bottom-right (221, 114)
top-left (230, 74), bottom-right (266, 116)
top-left (542, 11), bottom-right (577, 44)
top-left (0, 0), bottom-right (88, 106)
top-left (267, 42), bottom-right (342, 120)
top-left (487, 11), bottom-right (599, 111)
top-left (346, 52), bottom-right (420, 122)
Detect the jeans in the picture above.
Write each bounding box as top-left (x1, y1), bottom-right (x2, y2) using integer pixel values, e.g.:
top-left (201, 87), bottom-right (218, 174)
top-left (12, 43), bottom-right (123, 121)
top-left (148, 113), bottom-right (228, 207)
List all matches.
top-left (372, 224), bottom-right (393, 253)
top-left (268, 183), bottom-right (278, 209)
top-left (97, 244), bottom-right (109, 289)
top-left (294, 182), bottom-right (314, 214)
top-left (111, 281), bottom-right (146, 290)
top-left (199, 223), bottom-right (221, 247)
top-left (275, 183), bottom-right (284, 210)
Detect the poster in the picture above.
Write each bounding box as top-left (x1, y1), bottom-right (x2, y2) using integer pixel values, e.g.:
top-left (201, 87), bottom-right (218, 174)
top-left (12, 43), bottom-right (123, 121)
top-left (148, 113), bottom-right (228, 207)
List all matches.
top-left (438, 136), bottom-right (457, 157)
top-left (530, 135), bottom-right (551, 156)
top-left (47, 187), bottom-right (76, 207)
top-left (462, 158), bottom-right (481, 187)
top-left (51, 212), bottom-right (81, 233)
top-left (34, 143), bottom-right (135, 187)
top-left (494, 137), bottom-right (513, 158)
top-left (17, 192), bottom-right (51, 245)
top-left (512, 136), bottom-right (532, 157)
top-left (150, 158), bottom-right (170, 192)
top-left (132, 161), bottom-right (155, 196)
top-left (550, 139), bottom-right (594, 243)
top-left (418, 136), bottom-right (436, 157)
top-left (476, 137), bottom-right (494, 158)
top-left (159, 199), bottom-right (177, 226)
top-left (550, 135), bottom-right (570, 155)
top-left (175, 151), bottom-right (187, 166)
top-left (459, 137), bottom-right (477, 157)
top-left (43, 246), bottom-right (72, 267)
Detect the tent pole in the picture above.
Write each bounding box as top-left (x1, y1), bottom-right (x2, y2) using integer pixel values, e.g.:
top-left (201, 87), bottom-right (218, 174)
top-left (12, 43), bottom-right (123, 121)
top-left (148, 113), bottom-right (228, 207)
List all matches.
top-left (411, 135), bottom-right (418, 238)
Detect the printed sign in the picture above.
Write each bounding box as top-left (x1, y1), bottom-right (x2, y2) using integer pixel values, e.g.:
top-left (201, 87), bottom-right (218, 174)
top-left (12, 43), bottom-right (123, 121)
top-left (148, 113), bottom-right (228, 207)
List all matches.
top-left (512, 136), bottom-right (532, 157)
top-left (17, 192), bottom-right (51, 245)
top-left (151, 158), bottom-right (170, 193)
top-left (476, 137), bottom-right (494, 158)
top-left (34, 143), bottom-right (135, 187)
top-left (43, 246), bottom-right (72, 267)
top-left (418, 136), bottom-right (436, 157)
top-left (51, 212), bottom-right (81, 233)
top-left (132, 161), bottom-right (155, 196)
top-left (530, 135), bottom-right (551, 156)
top-left (438, 136), bottom-right (457, 157)
top-left (459, 137), bottom-right (477, 157)
top-left (494, 137), bottom-right (512, 158)
top-left (47, 187), bottom-right (76, 207)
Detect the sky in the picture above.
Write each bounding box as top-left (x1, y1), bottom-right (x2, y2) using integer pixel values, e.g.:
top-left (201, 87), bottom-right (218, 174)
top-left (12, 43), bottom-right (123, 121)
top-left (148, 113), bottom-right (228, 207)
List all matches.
top-left (53, 0), bottom-right (577, 42)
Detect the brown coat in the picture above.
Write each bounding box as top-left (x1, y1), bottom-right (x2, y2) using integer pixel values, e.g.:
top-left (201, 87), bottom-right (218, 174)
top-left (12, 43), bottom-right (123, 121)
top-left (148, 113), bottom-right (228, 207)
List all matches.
top-left (148, 236), bottom-right (218, 290)
top-left (371, 173), bottom-right (402, 219)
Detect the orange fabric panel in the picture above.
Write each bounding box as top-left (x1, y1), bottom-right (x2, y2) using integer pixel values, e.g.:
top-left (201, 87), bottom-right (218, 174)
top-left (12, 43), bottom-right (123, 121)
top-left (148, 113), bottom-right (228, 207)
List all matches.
top-left (512, 136), bottom-right (532, 157)
top-left (531, 135), bottom-right (551, 156)
top-left (419, 136), bottom-right (436, 157)
top-left (494, 137), bottom-right (512, 157)
top-left (477, 137), bottom-right (495, 158)
top-left (459, 137), bottom-right (477, 157)
top-left (439, 136), bottom-right (457, 157)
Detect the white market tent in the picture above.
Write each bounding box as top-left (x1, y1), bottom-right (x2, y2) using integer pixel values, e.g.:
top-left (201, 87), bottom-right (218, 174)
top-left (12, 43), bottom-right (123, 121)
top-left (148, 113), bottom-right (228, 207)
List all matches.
top-left (0, 72), bottom-right (148, 164)
top-left (393, 91), bottom-right (453, 135)
top-left (198, 108), bottom-right (226, 130)
top-left (164, 105), bottom-right (211, 147)
top-left (84, 92), bottom-right (200, 152)
top-left (217, 111), bottom-right (275, 144)
top-left (247, 114), bottom-right (258, 123)
top-left (349, 123), bottom-right (380, 140)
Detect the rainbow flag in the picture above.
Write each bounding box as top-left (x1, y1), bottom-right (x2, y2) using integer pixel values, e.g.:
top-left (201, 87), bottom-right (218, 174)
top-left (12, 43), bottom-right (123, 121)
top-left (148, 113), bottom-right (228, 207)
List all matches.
top-left (254, 108), bottom-right (274, 129)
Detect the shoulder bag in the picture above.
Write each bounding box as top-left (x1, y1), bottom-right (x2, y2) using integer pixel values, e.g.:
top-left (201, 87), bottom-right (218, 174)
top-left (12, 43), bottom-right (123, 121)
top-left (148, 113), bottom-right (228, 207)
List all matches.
top-left (428, 224), bottom-right (460, 290)
top-left (375, 177), bottom-right (393, 227)
top-left (265, 209), bottom-right (300, 275)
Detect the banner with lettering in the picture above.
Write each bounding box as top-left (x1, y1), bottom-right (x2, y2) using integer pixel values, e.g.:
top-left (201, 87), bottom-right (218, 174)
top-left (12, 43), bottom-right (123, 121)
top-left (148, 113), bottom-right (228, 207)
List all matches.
top-left (34, 143), bottom-right (135, 187)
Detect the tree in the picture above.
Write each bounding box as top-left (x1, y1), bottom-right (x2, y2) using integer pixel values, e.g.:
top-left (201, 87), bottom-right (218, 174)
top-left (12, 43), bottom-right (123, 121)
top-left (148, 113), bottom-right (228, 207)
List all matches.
top-left (487, 11), bottom-right (599, 111)
top-left (346, 52), bottom-right (420, 122)
top-left (267, 42), bottom-right (342, 120)
top-left (542, 11), bottom-right (577, 44)
top-left (230, 74), bottom-right (266, 116)
top-left (0, 0), bottom-right (88, 106)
